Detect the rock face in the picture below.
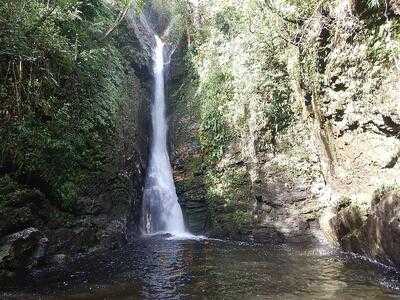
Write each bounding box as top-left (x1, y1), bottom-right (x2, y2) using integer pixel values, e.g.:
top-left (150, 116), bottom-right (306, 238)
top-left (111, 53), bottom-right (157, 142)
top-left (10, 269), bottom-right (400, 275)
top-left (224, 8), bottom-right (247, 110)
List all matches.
top-left (0, 173), bottom-right (143, 281)
top-left (0, 190), bottom-right (50, 237)
top-left (170, 0), bottom-right (400, 261)
top-left (323, 190), bottom-right (400, 268)
top-left (0, 228), bottom-right (48, 284)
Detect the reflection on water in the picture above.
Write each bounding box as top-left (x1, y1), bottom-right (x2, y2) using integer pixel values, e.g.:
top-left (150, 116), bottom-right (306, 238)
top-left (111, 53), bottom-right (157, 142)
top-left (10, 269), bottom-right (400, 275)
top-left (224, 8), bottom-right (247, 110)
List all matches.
top-left (2, 237), bottom-right (400, 299)
top-left (138, 237), bottom-right (188, 298)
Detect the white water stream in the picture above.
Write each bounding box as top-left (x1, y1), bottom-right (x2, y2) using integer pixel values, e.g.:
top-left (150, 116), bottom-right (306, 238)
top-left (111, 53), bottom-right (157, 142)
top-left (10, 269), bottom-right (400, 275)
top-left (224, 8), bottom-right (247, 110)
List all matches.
top-left (141, 35), bottom-right (186, 235)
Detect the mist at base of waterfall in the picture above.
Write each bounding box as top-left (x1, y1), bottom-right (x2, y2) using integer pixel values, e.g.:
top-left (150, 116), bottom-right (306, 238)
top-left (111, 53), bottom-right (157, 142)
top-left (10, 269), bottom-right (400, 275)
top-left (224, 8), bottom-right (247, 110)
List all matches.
top-left (141, 231), bottom-right (207, 241)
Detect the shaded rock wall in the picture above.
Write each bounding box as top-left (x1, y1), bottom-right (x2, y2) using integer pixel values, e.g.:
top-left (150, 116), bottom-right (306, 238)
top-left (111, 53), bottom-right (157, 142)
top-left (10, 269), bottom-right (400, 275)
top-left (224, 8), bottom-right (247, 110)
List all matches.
top-left (0, 228), bottom-right (48, 285)
top-left (325, 189), bottom-right (400, 268)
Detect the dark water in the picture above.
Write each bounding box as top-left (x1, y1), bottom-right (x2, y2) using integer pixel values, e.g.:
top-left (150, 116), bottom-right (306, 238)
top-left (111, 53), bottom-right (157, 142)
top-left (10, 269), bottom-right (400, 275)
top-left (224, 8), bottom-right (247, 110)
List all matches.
top-left (2, 237), bottom-right (400, 299)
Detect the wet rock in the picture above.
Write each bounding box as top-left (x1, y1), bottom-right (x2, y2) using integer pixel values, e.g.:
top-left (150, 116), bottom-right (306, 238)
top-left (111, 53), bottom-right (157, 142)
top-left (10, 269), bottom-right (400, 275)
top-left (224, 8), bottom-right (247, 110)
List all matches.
top-left (49, 254), bottom-right (70, 266)
top-left (253, 227), bottom-right (285, 244)
top-left (158, 233), bottom-right (173, 239)
top-left (0, 190), bottom-right (49, 237)
top-left (322, 190), bottom-right (400, 268)
top-left (46, 214), bottom-right (129, 256)
top-left (46, 228), bottom-right (75, 254)
top-left (99, 220), bottom-right (128, 250)
top-left (141, 232), bottom-right (173, 240)
top-left (72, 224), bottom-right (100, 252)
top-left (0, 228), bottom-right (48, 275)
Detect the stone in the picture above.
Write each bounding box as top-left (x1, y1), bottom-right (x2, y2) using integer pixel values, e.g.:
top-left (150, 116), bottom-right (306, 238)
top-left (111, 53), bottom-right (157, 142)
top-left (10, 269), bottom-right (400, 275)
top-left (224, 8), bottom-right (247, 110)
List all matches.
top-left (0, 228), bottom-right (48, 273)
top-left (321, 190), bottom-right (400, 268)
top-left (0, 207), bottom-right (36, 237)
top-left (49, 254), bottom-right (70, 266)
top-left (0, 189), bottom-right (51, 238)
top-left (99, 220), bottom-right (128, 250)
top-left (253, 227), bottom-right (285, 244)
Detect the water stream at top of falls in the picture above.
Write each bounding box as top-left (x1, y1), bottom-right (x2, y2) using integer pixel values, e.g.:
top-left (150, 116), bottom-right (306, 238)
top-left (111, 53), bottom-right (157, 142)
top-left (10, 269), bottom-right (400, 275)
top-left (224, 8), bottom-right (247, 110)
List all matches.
top-left (141, 35), bottom-right (186, 235)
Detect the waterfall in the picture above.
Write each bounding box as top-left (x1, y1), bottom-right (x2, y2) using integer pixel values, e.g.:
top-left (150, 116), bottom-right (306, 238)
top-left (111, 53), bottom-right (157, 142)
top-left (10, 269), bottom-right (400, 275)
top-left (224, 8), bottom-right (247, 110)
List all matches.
top-left (141, 35), bottom-right (186, 235)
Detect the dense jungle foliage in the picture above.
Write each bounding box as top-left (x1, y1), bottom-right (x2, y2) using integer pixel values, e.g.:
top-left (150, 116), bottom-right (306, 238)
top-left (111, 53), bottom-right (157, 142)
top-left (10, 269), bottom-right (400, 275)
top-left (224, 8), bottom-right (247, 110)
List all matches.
top-left (0, 0), bottom-right (142, 210)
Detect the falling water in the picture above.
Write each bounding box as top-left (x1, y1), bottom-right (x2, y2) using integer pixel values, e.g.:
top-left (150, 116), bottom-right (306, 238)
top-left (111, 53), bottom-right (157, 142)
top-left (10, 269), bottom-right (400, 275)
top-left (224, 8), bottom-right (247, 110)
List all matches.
top-left (141, 35), bottom-right (186, 235)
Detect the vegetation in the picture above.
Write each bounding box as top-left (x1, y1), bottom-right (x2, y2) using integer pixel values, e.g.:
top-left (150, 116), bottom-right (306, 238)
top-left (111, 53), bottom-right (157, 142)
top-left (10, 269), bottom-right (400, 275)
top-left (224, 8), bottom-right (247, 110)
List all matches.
top-left (173, 0), bottom-right (400, 234)
top-left (1, 0), bottom-right (399, 236)
top-left (199, 70), bottom-right (234, 161)
top-left (0, 0), bottom-right (142, 210)
top-left (205, 167), bottom-right (253, 234)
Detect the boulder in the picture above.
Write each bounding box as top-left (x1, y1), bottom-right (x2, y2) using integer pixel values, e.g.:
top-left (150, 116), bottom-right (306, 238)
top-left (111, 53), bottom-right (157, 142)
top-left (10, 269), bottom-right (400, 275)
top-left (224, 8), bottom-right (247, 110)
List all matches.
top-left (0, 190), bottom-right (50, 237)
top-left (0, 228), bottom-right (48, 276)
top-left (322, 190), bottom-right (400, 268)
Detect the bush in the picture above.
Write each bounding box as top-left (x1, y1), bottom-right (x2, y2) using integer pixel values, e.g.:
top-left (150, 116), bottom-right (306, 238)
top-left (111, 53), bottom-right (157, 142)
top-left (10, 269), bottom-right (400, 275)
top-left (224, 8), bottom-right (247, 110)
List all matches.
top-left (0, 0), bottom-right (138, 210)
top-left (199, 71), bottom-right (234, 162)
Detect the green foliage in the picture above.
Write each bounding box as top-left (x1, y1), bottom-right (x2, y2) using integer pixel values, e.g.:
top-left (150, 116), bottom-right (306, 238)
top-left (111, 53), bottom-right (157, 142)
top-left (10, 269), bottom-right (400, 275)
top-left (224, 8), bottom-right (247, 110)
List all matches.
top-left (176, 0), bottom-right (400, 236)
top-left (0, 175), bottom-right (18, 207)
top-left (0, 0), bottom-right (137, 210)
top-left (214, 6), bottom-right (241, 37)
top-left (173, 1), bottom-right (298, 233)
top-left (366, 22), bottom-right (399, 63)
top-left (367, 0), bottom-right (382, 8)
top-left (205, 167), bottom-right (253, 234)
top-left (264, 92), bottom-right (294, 137)
top-left (199, 71), bottom-right (234, 162)
top-left (59, 181), bottom-right (78, 210)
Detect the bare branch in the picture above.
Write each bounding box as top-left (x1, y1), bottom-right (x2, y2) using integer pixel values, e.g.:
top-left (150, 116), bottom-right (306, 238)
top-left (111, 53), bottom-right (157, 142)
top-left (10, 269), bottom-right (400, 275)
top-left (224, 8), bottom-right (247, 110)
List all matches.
top-left (102, 3), bottom-right (131, 40)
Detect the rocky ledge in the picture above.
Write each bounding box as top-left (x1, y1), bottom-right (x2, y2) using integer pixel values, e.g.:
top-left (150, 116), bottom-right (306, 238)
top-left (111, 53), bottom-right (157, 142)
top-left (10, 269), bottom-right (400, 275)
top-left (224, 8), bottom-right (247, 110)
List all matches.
top-left (0, 178), bottom-right (142, 287)
top-left (321, 188), bottom-right (400, 268)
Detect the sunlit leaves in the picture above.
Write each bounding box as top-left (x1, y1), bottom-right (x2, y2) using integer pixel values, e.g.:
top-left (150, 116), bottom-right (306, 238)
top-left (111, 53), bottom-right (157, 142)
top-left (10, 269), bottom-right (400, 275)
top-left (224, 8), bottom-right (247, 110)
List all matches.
top-left (199, 71), bottom-right (234, 162)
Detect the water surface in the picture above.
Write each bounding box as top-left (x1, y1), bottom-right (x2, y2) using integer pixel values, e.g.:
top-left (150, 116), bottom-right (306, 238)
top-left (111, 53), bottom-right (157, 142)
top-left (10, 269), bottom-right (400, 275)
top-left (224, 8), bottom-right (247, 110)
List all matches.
top-left (2, 238), bottom-right (400, 299)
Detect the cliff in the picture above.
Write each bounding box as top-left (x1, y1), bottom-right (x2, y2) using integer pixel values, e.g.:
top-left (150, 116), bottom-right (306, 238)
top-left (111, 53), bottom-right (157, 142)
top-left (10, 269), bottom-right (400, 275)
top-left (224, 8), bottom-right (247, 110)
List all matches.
top-left (171, 0), bottom-right (400, 265)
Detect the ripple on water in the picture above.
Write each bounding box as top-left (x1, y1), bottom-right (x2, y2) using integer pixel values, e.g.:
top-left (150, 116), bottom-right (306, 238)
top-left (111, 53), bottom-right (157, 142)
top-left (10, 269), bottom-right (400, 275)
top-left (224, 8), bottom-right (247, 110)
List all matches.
top-left (2, 237), bottom-right (400, 299)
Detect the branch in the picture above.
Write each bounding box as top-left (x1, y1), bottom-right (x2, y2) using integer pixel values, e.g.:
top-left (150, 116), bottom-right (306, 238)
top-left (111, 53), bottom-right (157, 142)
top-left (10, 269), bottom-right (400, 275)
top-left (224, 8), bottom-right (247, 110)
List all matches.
top-left (102, 4), bottom-right (130, 40)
